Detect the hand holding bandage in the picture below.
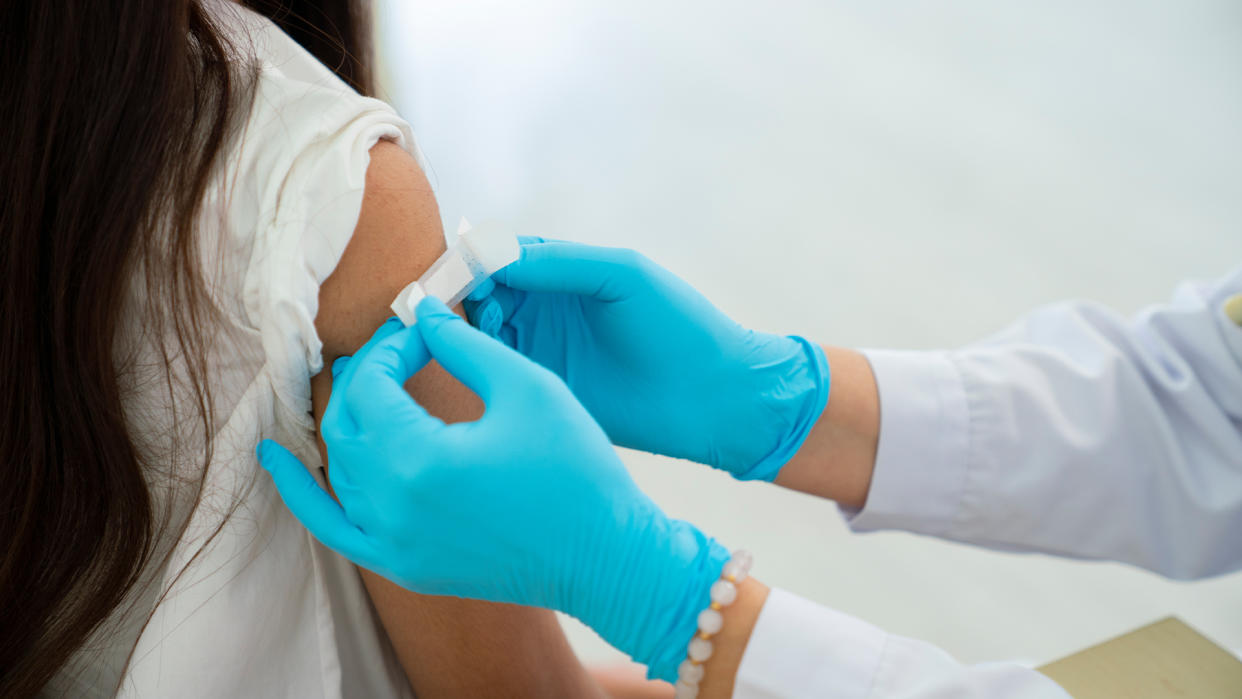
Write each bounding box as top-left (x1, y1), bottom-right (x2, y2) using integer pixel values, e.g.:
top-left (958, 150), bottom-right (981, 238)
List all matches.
top-left (467, 239), bottom-right (830, 481)
top-left (257, 299), bottom-right (729, 683)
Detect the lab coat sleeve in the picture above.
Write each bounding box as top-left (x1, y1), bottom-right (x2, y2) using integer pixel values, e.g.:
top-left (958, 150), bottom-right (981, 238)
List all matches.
top-left (733, 588), bottom-right (1069, 698)
top-left (850, 267), bottom-right (1242, 579)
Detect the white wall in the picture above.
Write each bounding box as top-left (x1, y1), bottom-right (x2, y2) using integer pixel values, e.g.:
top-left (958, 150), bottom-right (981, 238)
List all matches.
top-left (377, 0), bottom-right (1242, 668)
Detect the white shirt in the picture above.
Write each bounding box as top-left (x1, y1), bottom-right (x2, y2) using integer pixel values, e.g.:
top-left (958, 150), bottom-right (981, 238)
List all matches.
top-left (734, 267), bottom-right (1242, 698)
top-left (47, 4), bottom-right (416, 697)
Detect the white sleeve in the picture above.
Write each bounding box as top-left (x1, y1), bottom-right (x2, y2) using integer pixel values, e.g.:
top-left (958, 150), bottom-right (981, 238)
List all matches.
top-left (850, 267), bottom-right (1242, 579)
top-left (734, 588), bottom-right (1068, 699)
top-left (234, 58), bottom-right (416, 466)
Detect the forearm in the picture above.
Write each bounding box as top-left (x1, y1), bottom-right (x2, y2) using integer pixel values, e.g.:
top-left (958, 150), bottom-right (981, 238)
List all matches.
top-left (695, 578), bottom-right (769, 698)
top-left (359, 573), bottom-right (604, 697)
top-left (775, 347), bottom-right (880, 509)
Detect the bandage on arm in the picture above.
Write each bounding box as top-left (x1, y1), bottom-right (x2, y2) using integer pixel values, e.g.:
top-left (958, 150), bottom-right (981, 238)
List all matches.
top-left (311, 141), bottom-right (605, 696)
top-left (390, 218), bottom-right (519, 326)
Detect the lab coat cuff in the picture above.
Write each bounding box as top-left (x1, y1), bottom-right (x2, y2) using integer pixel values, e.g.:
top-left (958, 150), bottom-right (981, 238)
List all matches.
top-left (734, 588), bottom-right (887, 699)
top-left (847, 350), bottom-right (969, 537)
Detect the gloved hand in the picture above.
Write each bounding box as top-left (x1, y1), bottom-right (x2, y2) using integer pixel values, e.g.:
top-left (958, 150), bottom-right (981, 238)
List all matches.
top-left (257, 298), bottom-right (729, 682)
top-left (465, 239), bottom-right (830, 481)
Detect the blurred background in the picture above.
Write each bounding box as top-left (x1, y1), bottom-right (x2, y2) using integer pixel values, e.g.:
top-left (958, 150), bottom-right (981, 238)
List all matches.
top-left (374, 0), bottom-right (1242, 669)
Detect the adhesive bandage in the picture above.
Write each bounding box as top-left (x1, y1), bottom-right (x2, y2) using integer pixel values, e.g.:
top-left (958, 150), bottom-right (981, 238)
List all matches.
top-left (390, 218), bottom-right (521, 326)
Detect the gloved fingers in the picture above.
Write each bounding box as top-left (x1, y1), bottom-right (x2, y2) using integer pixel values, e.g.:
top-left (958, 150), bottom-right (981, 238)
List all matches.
top-left (463, 291), bottom-right (505, 340)
top-left (414, 295), bottom-right (533, 404)
top-left (323, 318), bottom-right (407, 440)
top-left (497, 323), bottom-right (517, 348)
top-left (343, 323), bottom-right (445, 435)
top-left (486, 283), bottom-right (522, 324)
top-left (464, 277), bottom-right (496, 303)
top-left (257, 439), bottom-right (376, 567)
top-left (464, 283), bottom-right (524, 344)
top-left (491, 241), bottom-right (643, 302)
top-left (462, 235), bottom-right (547, 304)
top-left (320, 356), bottom-right (356, 443)
top-left (462, 236), bottom-right (548, 334)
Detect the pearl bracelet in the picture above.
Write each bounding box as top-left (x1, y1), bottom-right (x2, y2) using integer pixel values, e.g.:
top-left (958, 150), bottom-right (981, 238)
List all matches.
top-left (673, 549), bottom-right (753, 699)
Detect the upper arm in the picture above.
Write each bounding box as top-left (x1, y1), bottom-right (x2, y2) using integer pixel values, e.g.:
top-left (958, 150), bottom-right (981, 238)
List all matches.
top-left (310, 141), bottom-right (602, 696)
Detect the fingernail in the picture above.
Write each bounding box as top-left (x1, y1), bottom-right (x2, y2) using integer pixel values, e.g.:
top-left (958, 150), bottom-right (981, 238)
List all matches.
top-left (332, 356), bottom-right (350, 378)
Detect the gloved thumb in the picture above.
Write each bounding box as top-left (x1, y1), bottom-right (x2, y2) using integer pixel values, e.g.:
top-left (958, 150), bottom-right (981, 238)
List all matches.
top-left (414, 296), bottom-right (536, 404)
top-left (257, 439), bottom-right (374, 567)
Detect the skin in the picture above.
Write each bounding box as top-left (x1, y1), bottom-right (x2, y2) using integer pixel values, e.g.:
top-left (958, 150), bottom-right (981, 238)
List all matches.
top-left (775, 346), bottom-right (880, 511)
top-left (311, 141), bottom-right (609, 697)
top-left (692, 346), bottom-right (881, 697)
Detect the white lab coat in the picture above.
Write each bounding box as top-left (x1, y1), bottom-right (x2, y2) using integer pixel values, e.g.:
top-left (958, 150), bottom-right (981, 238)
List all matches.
top-left (732, 266), bottom-right (1242, 698)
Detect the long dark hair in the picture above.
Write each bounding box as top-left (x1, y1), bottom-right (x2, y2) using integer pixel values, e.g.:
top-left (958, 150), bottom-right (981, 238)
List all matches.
top-left (0, 1), bottom-right (370, 695)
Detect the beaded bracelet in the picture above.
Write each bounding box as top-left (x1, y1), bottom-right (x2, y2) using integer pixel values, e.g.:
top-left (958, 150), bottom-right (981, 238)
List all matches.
top-left (673, 550), bottom-right (753, 699)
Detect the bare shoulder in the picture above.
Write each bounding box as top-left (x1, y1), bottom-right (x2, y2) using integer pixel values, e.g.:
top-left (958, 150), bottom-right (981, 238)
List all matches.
top-left (314, 139), bottom-right (443, 361)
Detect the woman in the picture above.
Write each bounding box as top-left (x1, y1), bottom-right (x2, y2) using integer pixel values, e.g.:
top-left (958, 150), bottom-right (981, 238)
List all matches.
top-left (0, 2), bottom-right (617, 696)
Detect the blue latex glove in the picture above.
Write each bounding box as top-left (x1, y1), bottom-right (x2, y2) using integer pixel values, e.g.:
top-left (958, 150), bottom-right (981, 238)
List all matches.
top-left (465, 240), bottom-right (830, 481)
top-left (257, 298), bottom-right (729, 682)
